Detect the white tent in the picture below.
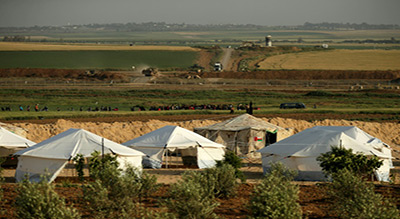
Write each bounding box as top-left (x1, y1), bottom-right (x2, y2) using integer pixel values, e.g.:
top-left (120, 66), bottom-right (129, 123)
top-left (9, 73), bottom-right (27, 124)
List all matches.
top-left (0, 126), bottom-right (36, 157)
top-left (14, 128), bottom-right (145, 183)
top-left (258, 126), bottom-right (393, 182)
top-left (194, 114), bottom-right (293, 157)
top-left (123, 125), bottom-right (225, 169)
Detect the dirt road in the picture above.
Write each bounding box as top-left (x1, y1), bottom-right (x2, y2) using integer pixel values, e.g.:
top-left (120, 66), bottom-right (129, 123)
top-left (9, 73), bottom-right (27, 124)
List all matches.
top-left (220, 48), bottom-right (234, 71)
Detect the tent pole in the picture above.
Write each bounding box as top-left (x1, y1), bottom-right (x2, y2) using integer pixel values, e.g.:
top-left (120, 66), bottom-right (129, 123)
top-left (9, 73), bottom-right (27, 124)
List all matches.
top-left (166, 150), bottom-right (168, 169)
top-left (234, 131), bottom-right (238, 155)
top-left (102, 138), bottom-right (104, 160)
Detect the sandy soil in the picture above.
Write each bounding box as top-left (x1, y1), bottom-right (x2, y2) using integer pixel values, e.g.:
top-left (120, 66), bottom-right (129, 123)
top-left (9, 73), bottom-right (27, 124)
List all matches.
top-left (9, 116), bottom-right (400, 158)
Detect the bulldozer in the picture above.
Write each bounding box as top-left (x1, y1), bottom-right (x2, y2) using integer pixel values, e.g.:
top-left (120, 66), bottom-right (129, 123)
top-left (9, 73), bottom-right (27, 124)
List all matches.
top-left (142, 68), bottom-right (159, 76)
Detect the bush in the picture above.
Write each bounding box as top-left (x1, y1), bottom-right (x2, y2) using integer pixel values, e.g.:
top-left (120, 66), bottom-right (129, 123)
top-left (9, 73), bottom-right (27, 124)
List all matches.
top-left (317, 146), bottom-right (383, 178)
top-left (185, 164), bottom-right (238, 198)
top-left (328, 169), bottom-right (400, 219)
top-left (164, 171), bottom-right (219, 219)
top-left (15, 179), bottom-right (80, 219)
top-left (0, 158), bottom-right (4, 214)
top-left (88, 151), bottom-right (120, 182)
top-left (248, 162), bottom-right (302, 219)
top-left (216, 150), bottom-right (246, 183)
top-left (82, 152), bottom-right (160, 218)
top-left (72, 154), bottom-right (85, 182)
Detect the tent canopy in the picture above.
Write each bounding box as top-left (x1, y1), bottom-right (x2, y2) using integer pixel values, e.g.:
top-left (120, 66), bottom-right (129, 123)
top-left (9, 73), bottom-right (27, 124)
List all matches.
top-left (258, 126), bottom-right (390, 158)
top-left (0, 127), bottom-right (36, 149)
top-left (258, 126), bottom-right (393, 182)
top-left (123, 125), bottom-right (225, 149)
top-left (15, 128), bottom-right (144, 159)
top-left (123, 125), bottom-right (225, 169)
top-left (15, 128), bottom-right (144, 183)
top-left (194, 114), bottom-right (293, 157)
top-left (194, 113), bottom-right (283, 132)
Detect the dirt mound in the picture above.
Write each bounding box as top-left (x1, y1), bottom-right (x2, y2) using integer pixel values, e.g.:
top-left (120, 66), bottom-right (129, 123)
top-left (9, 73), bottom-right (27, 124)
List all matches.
top-left (200, 70), bottom-right (400, 80)
top-left (11, 117), bottom-right (400, 159)
top-left (0, 68), bottom-right (129, 82)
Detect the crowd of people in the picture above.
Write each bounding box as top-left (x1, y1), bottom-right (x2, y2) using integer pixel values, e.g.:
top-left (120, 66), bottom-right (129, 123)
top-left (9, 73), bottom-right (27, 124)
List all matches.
top-left (2, 102), bottom-right (258, 114)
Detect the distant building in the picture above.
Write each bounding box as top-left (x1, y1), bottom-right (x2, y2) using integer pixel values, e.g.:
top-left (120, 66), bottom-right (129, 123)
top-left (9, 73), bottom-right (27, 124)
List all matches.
top-left (265, 35), bottom-right (272, 47)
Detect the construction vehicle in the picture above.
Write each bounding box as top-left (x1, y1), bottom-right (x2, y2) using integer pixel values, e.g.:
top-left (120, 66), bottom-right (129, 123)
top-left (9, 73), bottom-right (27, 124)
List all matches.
top-left (214, 62), bottom-right (223, 71)
top-left (142, 68), bottom-right (158, 76)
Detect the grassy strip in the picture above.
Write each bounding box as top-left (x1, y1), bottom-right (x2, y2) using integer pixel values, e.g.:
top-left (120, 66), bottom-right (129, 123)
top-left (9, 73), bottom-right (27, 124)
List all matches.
top-left (1, 88), bottom-right (400, 121)
top-left (1, 108), bottom-right (400, 121)
top-left (0, 50), bottom-right (198, 69)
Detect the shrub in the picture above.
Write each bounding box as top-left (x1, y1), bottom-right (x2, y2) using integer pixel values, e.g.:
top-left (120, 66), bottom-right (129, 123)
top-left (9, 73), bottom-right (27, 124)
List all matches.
top-left (317, 146), bottom-right (383, 178)
top-left (0, 158), bottom-right (4, 214)
top-left (184, 164), bottom-right (238, 198)
top-left (203, 163), bottom-right (238, 198)
top-left (15, 179), bottom-right (80, 219)
top-left (248, 162), bottom-right (302, 219)
top-left (328, 169), bottom-right (400, 219)
top-left (88, 151), bottom-right (120, 182)
top-left (72, 154), bottom-right (85, 182)
top-left (164, 171), bottom-right (219, 219)
top-left (82, 152), bottom-right (160, 218)
top-left (216, 150), bottom-right (246, 182)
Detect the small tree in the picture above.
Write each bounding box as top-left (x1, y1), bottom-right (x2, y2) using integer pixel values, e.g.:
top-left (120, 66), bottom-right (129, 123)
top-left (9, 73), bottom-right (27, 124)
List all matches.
top-left (328, 169), bottom-right (400, 219)
top-left (248, 162), bottom-right (302, 219)
top-left (0, 158), bottom-right (5, 214)
top-left (72, 154), bottom-right (85, 182)
top-left (164, 171), bottom-right (219, 219)
top-left (184, 163), bottom-right (238, 198)
top-left (317, 146), bottom-right (383, 178)
top-left (216, 150), bottom-right (246, 182)
top-left (15, 179), bottom-right (80, 219)
top-left (82, 151), bottom-right (161, 218)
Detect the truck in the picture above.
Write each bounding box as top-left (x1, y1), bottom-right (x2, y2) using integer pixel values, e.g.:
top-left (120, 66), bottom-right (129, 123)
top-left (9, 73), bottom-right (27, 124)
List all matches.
top-left (214, 62), bottom-right (223, 71)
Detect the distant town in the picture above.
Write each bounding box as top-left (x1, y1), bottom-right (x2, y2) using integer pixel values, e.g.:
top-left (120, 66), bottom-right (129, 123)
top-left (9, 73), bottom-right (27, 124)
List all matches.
top-left (1, 22), bottom-right (399, 34)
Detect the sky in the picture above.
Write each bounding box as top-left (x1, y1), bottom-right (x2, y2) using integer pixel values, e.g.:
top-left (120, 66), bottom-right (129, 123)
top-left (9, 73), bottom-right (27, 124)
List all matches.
top-left (0, 0), bottom-right (399, 27)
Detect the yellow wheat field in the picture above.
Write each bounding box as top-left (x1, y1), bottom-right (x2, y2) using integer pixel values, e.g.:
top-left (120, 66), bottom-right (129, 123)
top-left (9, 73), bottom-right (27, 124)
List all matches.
top-left (0, 42), bottom-right (200, 51)
top-left (258, 49), bottom-right (400, 70)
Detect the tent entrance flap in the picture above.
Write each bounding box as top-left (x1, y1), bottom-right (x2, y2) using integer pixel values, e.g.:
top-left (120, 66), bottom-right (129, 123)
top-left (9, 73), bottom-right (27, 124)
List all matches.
top-left (265, 130), bottom-right (277, 146)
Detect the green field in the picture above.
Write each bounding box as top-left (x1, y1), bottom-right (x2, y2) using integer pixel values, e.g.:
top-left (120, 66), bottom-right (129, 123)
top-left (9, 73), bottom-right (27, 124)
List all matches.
top-left (0, 50), bottom-right (198, 69)
top-left (4, 29), bottom-right (400, 44)
top-left (1, 89), bottom-right (400, 121)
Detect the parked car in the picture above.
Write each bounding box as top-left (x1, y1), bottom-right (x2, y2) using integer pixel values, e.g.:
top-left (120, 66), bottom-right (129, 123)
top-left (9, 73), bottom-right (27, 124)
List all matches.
top-left (280, 103), bottom-right (306, 109)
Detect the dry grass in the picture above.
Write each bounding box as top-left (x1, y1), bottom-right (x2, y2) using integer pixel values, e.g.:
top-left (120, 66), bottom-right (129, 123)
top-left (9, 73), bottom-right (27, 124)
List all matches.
top-left (258, 49), bottom-right (400, 70)
top-left (0, 42), bottom-right (200, 51)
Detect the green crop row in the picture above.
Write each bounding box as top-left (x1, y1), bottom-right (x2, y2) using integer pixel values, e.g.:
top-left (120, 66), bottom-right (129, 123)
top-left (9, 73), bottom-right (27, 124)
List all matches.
top-left (0, 50), bottom-right (198, 70)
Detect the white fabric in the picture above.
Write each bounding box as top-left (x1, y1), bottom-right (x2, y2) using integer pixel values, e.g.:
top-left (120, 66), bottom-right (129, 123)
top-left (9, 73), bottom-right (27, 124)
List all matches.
top-left (15, 128), bottom-right (143, 159)
top-left (194, 113), bottom-right (283, 132)
top-left (116, 156), bottom-right (143, 171)
top-left (15, 156), bottom-right (68, 183)
top-left (197, 147), bottom-right (225, 169)
top-left (15, 128), bottom-right (144, 183)
top-left (0, 127), bottom-right (35, 156)
top-left (123, 125), bottom-right (225, 169)
top-left (124, 125), bottom-right (225, 149)
top-left (258, 126), bottom-right (393, 182)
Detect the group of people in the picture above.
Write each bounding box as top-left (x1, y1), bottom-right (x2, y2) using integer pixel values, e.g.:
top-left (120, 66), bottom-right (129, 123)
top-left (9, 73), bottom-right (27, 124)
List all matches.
top-left (2, 102), bottom-right (258, 114)
top-left (135, 104), bottom-right (236, 112)
top-left (134, 103), bottom-right (258, 114)
top-left (2, 104), bottom-right (46, 112)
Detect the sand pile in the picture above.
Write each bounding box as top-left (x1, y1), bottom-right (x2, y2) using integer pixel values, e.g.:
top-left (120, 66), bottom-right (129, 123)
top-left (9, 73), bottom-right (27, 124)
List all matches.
top-left (11, 117), bottom-right (400, 157)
